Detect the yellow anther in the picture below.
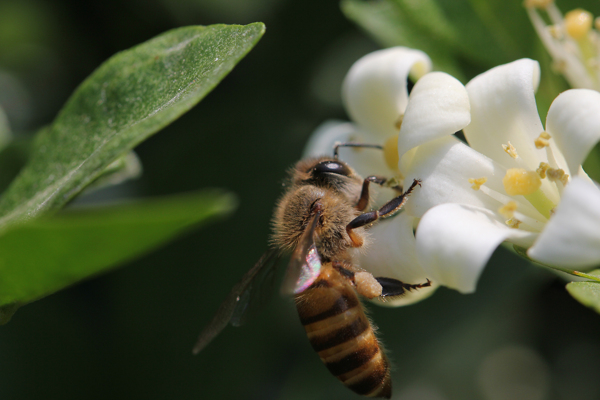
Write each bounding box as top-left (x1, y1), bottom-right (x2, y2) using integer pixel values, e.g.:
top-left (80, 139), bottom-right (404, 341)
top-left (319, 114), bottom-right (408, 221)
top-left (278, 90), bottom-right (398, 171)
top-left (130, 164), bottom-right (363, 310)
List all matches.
top-left (534, 131), bottom-right (551, 149)
top-left (523, 0), bottom-right (553, 9)
top-left (503, 168), bottom-right (542, 196)
top-left (536, 162), bottom-right (550, 179)
top-left (506, 218), bottom-right (522, 229)
top-left (565, 9), bottom-right (593, 40)
top-left (534, 138), bottom-right (549, 148)
top-left (394, 114), bottom-right (404, 131)
top-left (502, 141), bottom-right (518, 159)
top-left (468, 177), bottom-right (487, 190)
top-left (383, 134), bottom-right (400, 172)
top-left (549, 25), bottom-right (563, 40)
top-left (546, 167), bottom-right (567, 183)
top-left (595, 17), bottom-right (600, 32)
top-left (552, 60), bottom-right (568, 74)
top-left (499, 201), bottom-right (518, 219)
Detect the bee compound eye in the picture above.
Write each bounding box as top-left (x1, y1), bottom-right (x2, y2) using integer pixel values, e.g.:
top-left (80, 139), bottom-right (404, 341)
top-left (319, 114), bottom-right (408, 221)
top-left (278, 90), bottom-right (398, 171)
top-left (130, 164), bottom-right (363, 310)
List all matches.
top-left (312, 161), bottom-right (351, 177)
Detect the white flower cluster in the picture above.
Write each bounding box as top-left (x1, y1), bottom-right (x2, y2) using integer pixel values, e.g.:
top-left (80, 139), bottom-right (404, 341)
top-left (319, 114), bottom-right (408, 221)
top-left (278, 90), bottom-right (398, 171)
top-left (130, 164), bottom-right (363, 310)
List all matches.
top-left (305, 47), bottom-right (600, 300)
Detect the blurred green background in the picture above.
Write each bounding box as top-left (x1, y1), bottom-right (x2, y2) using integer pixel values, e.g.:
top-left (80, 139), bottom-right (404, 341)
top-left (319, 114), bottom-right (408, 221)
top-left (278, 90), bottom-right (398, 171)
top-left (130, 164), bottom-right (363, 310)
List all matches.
top-left (1, 0), bottom-right (599, 399)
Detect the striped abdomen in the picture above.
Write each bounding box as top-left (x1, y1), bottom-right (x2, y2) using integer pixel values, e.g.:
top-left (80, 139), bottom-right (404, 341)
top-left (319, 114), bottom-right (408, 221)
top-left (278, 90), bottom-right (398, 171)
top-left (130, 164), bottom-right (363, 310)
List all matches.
top-left (295, 266), bottom-right (391, 398)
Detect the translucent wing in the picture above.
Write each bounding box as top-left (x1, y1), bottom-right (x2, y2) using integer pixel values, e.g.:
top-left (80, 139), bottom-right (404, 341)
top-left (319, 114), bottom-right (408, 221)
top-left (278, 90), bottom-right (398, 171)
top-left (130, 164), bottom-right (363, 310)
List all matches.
top-left (192, 249), bottom-right (282, 354)
top-left (281, 211), bottom-right (323, 295)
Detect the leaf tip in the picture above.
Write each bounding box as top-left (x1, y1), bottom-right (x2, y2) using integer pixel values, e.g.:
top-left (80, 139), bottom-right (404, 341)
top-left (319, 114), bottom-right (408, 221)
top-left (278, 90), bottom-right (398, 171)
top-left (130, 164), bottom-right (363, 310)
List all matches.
top-left (0, 302), bottom-right (22, 325)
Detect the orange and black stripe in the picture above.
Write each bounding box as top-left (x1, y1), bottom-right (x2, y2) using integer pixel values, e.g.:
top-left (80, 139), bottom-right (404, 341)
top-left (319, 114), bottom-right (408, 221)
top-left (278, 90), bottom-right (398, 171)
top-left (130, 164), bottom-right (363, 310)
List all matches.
top-left (295, 267), bottom-right (391, 398)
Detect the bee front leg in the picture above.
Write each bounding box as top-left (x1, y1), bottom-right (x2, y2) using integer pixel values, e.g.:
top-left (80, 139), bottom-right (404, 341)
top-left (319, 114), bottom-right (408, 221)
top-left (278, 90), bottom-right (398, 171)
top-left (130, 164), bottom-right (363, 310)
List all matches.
top-left (356, 176), bottom-right (402, 211)
top-left (346, 178), bottom-right (421, 247)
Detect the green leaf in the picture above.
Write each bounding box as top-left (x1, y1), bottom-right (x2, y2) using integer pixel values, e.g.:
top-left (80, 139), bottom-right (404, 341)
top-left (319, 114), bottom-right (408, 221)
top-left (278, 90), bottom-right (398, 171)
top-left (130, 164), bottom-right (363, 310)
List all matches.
top-left (0, 190), bottom-right (237, 323)
top-left (0, 23), bottom-right (264, 228)
top-left (513, 245), bottom-right (600, 282)
top-left (83, 150), bottom-right (142, 194)
top-left (0, 105), bottom-right (11, 151)
top-left (341, 0), bottom-right (465, 80)
top-left (342, 0), bottom-right (535, 78)
top-left (567, 270), bottom-right (600, 314)
top-left (0, 137), bottom-right (32, 194)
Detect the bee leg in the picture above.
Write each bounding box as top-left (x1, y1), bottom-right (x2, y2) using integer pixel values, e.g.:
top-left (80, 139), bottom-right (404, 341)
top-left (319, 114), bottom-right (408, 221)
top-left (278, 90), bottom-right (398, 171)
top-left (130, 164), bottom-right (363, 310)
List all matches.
top-left (375, 277), bottom-right (432, 297)
top-left (332, 262), bottom-right (384, 299)
top-left (346, 179), bottom-right (421, 247)
top-left (356, 176), bottom-right (388, 211)
top-left (332, 261), bottom-right (355, 279)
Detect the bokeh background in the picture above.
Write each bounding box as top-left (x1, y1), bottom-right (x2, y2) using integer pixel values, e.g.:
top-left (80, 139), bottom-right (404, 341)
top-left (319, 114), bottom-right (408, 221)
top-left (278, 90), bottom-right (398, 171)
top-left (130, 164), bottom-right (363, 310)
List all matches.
top-left (1, 0), bottom-right (600, 399)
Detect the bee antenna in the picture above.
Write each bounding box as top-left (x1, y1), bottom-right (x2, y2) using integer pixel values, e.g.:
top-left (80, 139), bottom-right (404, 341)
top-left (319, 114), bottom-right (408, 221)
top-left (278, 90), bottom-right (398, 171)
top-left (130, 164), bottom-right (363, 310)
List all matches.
top-left (332, 142), bottom-right (384, 159)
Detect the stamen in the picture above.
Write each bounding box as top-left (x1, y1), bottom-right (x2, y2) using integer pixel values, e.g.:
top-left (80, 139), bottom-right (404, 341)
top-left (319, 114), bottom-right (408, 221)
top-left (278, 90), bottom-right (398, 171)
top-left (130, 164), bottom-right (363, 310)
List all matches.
top-left (469, 177), bottom-right (487, 190)
top-left (546, 2), bottom-right (566, 27)
top-left (394, 115), bottom-right (404, 131)
top-left (534, 131), bottom-right (551, 149)
top-left (499, 201), bottom-right (518, 218)
top-left (524, 0), bottom-right (553, 9)
top-left (502, 141), bottom-right (519, 158)
top-left (506, 218), bottom-right (522, 229)
top-left (549, 25), bottom-right (563, 39)
top-left (547, 168), bottom-right (569, 185)
top-left (502, 168), bottom-right (542, 196)
top-left (383, 134), bottom-right (400, 172)
top-left (536, 162), bottom-right (550, 178)
top-left (565, 9), bottom-right (593, 40)
top-left (498, 201), bottom-right (543, 231)
top-left (476, 184), bottom-right (549, 225)
top-left (551, 59), bottom-right (568, 74)
top-left (595, 17), bottom-right (600, 32)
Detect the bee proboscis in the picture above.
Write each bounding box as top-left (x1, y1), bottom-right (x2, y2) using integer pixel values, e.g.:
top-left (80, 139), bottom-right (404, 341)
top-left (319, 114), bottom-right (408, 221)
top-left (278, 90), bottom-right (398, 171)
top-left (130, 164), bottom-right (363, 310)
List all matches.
top-left (193, 143), bottom-right (431, 399)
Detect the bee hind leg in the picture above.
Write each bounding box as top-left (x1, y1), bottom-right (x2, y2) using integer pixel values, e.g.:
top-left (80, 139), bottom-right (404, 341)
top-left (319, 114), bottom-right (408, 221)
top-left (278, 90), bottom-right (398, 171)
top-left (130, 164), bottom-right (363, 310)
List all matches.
top-left (375, 277), bottom-right (432, 298)
top-left (332, 261), bottom-right (384, 299)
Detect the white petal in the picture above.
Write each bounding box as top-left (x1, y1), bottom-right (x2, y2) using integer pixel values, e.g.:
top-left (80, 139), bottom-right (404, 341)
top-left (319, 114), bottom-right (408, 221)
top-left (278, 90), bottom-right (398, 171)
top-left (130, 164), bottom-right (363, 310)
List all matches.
top-left (403, 136), bottom-right (549, 228)
top-left (528, 177), bottom-right (600, 268)
top-left (402, 136), bottom-right (508, 217)
top-left (546, 89), bottom-right (600, 175)
top-left (343, 47), bottom-right (431, 139)
top-left (353, 213), bottom-right (437, 306)
top-left (397, 72), bottom-right (471, 159)
top-left (303, 120), bottom-right (393, 178)
top-left (416, 203), bottom-right (537, 293)
top-left (303, 120), bottom-right (355, 158)
top-left (465, 59), bottom-right (546, 172)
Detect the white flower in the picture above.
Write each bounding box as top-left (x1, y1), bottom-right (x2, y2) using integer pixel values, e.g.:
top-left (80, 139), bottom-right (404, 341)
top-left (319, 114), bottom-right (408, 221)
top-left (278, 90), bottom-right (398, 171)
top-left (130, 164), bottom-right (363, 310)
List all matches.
top-left (304, 47), bottom-right (438, 305)
top-left (306, 47), bottom-right (600, 297)
top-left (400, 59), bottom-right (600, 293)
top-left (525, 0), bottom-right (600, 90)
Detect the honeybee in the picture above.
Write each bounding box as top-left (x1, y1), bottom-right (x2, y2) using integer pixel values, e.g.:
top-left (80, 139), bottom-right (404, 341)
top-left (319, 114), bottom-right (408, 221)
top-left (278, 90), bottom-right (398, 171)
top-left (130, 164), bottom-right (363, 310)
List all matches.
top-left (193, 143), bottom-right (431, 399)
